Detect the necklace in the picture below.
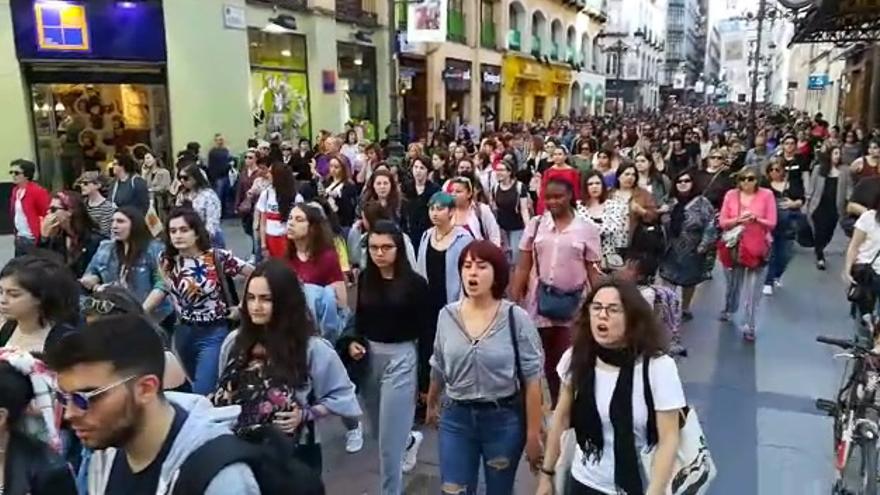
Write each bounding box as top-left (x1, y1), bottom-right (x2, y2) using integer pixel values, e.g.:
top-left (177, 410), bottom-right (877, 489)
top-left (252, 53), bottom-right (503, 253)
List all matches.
top-left (433, 227), bottom-right (453, 243)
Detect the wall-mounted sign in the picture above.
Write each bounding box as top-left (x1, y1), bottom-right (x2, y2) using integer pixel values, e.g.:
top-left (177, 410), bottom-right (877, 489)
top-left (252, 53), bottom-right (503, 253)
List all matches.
top-left (808, 74), bottom-right (829, 90)
top-left (407, 0), bottom-right (447, 43)
top-left (481, 65), bottom-right (501, 93)
top-left (223, 4), bottom-right (246, 30)
top-left (34, 1), bottom-right (90, 52)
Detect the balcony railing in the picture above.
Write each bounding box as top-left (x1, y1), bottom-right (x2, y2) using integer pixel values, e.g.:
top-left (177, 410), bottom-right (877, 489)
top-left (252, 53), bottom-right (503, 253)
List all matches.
top-left (336, 0), bottom-right (378, 25)
top-left (448, 11), bottom-right (466, 43)
top-left (481, 22), bottom-right (496, 49)
top-left (507, 30), bottom-right (522, 51)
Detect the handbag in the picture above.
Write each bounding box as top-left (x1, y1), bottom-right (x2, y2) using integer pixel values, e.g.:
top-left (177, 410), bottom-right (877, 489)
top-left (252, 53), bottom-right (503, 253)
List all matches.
top-left (640, 358), bottom-right (717, 495)
top-left (531, 218), bottom-right (584, 320)
top-left (848, 250), bottom-right (880, 304)
top-left (212, 249), bottom-right (241, 323)
top-left (717, 192), bottom-right (770, 269)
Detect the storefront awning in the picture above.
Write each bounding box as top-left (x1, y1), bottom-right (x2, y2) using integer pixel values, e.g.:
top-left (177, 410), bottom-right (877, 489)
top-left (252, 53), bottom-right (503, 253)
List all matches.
top-left (790, 0), bottom-right (880, 45)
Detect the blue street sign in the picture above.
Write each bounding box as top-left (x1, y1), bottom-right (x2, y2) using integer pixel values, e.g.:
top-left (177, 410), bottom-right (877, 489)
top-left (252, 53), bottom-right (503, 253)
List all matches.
top-left (808, 74), bottom-right (829, 90)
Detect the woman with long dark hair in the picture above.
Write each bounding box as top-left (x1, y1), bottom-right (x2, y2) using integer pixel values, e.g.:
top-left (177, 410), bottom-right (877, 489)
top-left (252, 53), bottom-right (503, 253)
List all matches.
top-left (609, 163), bottom-right (659, 259)
top-left (160, 207), bottom-right (253, 394)
top-left (634, 151), bottom-right (671, 208)
top-left (110, 152), bottom-right (149, 216)
top-left (538, 278), bottom-right (685, 495)
top-left (285, 203), bottom-right (347, 307)
top-left (0, 255), bottom-right (79, 354)
top-left (345, 220), bottom-right (431, 493)
top-left (807, 145), bottom-right (846, 269)
top-left (576, 170), bottom-right (629, 271)
top-left (449, 176), bottom-right (501, 246)
top-left (403, 155), bottom-right (441, 246)
top-left (175, 163), bottom-right (224, 247)
top-left (257, 162), bottom-right (302, 258)
top-left (213, 259), bottom-right (360, 472)
top-left (760, 158), bottom-right (804, 294)
top-left (427, 241), bottom-right (544, 495)
top-left (81, 206), bottom-right (173, 327)
top-left (323, 154), bottom-right (359, 230)
top-left (659, 170), bottom-right (716, 319)
top-left (430, 150), bottom-right (453, 185)
top-left (491, 158), bottom-right (531, 265)
top-left (361, 169), bottom-right (406, 230)
top-left (38, 191), bottom-right (104, 277)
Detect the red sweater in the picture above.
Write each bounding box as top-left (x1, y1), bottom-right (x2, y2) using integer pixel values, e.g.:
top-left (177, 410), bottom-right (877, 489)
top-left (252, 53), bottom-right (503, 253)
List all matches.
top-left (9, 182), bottom-right (50, 241)
top-left (537, 166), bottom-right (581, 214)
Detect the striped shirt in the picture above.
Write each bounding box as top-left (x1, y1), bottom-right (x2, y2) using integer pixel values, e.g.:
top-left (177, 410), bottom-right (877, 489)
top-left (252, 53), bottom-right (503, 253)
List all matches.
top-left (87, 198), bottom-right (115, 237)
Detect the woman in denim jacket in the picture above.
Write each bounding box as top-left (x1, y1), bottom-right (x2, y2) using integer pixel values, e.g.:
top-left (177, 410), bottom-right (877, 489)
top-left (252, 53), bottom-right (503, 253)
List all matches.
top-left (81, 206), bottom-right (173, 329)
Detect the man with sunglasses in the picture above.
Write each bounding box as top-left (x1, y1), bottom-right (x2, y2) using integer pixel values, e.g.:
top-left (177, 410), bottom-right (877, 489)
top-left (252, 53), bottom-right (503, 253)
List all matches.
top-left (778, 133), bottom-right (810, 195)
top-left (8, 159), bottom-right (50, 256)
top-left (47, 315), bottom-right (260, 495)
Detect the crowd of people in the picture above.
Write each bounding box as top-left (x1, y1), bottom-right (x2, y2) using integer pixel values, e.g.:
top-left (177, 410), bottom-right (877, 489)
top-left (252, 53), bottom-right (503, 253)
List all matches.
top-left (3, 103), bottom-right (880, 495)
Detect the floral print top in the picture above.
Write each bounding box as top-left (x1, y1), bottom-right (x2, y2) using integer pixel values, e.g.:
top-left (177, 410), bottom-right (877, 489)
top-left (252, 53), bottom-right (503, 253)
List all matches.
top-left (576, 197), bottom-right (630, 259)
top-left (177, 188), bottom-right (222, 236)
top-left (163, 249), bottom-right (247, 324)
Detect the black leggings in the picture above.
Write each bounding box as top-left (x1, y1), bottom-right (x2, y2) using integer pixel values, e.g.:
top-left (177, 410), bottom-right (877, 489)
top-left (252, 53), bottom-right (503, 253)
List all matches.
top-left (566, 476), bottom-right (608, 495)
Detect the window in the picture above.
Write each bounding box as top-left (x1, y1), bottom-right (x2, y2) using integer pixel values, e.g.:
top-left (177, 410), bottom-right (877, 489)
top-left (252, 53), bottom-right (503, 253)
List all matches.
top-left (34, 2), bottom-right (90, 51)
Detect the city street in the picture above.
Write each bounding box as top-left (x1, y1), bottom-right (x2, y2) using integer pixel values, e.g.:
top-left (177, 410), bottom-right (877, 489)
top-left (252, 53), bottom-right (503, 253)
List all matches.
top-left (8, 220), bottom-right (849, 494)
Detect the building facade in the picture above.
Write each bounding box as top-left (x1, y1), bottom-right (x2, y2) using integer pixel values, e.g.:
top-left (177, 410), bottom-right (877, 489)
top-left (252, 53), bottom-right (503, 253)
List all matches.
top-left (661, 0), bottom-right (704, 105)
top-left (602, 0), bottom-right (666, 111)
top-left (703, 24), bottom-right (721, 100)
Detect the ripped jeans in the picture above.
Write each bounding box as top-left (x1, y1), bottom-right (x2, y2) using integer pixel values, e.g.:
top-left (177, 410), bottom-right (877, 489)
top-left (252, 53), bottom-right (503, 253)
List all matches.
top-left (438, 399), bottom-right (525, 495)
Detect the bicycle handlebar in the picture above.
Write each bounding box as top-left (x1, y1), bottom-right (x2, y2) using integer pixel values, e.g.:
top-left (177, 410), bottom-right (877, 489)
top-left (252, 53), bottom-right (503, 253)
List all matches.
top-left (816, 335), bottom-right (859, 350)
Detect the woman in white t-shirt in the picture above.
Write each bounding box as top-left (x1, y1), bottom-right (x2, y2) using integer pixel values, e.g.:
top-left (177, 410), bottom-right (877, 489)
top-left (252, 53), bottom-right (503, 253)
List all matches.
top-left (843, 202), bottom-right (880, 315)
top-left (257, 163), bottom-right (303, 258)
top-left (538, 278), bottom-right (685, 495)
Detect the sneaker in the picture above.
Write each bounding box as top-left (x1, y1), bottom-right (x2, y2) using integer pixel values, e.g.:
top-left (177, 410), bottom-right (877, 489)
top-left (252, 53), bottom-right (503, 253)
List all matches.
top-left (669, 339), bottom-right (688, 358)
top-left (719, 311), bottom-right (732, 322)
top-left (682, 310), bottom-right (694, 322)
top-left (774, 277), bottom-right (783, 288)
top-left (762, 284), bottom-right (773, 296)
top-left (402, 431), bottom-right (424, 473)
top-left (345, 422), bottom-right (364, 453)
top-left (743, 326), bottom-right (756, 342)
top-left (817, 259), bottom-right (826, 271)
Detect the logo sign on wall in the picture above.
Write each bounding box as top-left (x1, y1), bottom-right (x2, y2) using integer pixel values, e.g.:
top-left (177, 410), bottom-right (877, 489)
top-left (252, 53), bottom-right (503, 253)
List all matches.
top-left (34, 1), bottom-right (90, 52)
top-left (808, 74), bottom-right (829, 90)
top-left (407, 0), bottom-right (448, 43)
top-left (673, 73), bottom-right (686, 90)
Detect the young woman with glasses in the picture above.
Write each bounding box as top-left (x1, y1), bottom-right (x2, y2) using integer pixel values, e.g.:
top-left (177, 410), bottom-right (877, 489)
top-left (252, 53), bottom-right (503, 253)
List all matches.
top-left (718, 166), bottom-right (777, 341)
top-left (175, 163), bottom-right (224, 248)
top-left (160, 207), bottom-right (253, 394)
top-left (345, 221), bottom-right (431, 492)
top-left (659, 170), bottom-right (716, 320)
top-left (539, 278), bottom-right (685, 495)
top-left (427, 241), bottom-right (544, 495)
top-left (807, 145), bottom-right (847, 270)
top-left (80, 206), bottom-right (174, 329)
top-left (38, 191), bottom-right (105, 278)
top-left (761, 158), bottom-right (804, 295)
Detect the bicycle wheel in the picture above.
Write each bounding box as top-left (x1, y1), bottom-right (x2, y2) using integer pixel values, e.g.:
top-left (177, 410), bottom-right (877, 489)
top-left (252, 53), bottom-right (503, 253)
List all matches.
top-left (840, 421), bottom-right (879, 495)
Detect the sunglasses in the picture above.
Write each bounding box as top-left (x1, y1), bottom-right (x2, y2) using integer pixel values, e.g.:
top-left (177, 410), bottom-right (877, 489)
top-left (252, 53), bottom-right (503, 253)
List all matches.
top-left (10, 170), bottom-right (22, 176)
top-left (739, 176), bottom-right (757, 183)
top-left (768, 168), bottom-right (783, 173)
top-left (55, 375), bottom-right (137, 411)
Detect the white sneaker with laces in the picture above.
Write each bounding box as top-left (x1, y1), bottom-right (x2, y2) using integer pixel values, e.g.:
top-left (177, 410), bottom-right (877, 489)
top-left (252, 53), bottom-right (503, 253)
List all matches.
top-left (402, 431), bottom-right (424, 473)
top-left (762, 284), bottom-right (773, 296)
top-left (345, 422), bottom-right (364, 453)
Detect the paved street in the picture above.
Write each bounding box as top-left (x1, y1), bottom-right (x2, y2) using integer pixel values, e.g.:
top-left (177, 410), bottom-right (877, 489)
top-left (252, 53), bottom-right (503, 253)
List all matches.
top-left (7, 220), bottom-right (852, 494)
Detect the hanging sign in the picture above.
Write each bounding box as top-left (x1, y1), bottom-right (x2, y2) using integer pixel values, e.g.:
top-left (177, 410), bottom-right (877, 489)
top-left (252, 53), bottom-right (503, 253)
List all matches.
top-left (407, 0), bottom-right (447, 43)
top-left (34, 1), bottom-right (90, 52)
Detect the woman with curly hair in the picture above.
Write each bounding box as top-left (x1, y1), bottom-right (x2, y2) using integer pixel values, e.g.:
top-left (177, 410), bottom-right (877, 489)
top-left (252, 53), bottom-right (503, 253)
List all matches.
top-left (285, 203), bottom-right (347, 308)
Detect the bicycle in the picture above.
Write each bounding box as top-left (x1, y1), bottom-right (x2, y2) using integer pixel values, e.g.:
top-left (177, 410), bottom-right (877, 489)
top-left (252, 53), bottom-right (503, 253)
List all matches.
top-left (816, 329), bottom-right (880, 495)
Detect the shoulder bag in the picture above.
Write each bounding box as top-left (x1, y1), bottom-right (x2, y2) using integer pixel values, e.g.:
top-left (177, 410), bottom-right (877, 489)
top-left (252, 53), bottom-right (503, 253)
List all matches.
top-left (848, 249), bottom-right (880, 306)
top-left (640, 358), bottom-right (717, 495)
top-left (531, 217), bottom-right (584, 321)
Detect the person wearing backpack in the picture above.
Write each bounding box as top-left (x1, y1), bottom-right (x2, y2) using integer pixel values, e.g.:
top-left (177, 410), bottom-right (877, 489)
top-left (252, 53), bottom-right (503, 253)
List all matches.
top-left (46, 315), bottom-right (262, 495)
top-left (213, 259), bottom-right (362, 473)
top-left (449, 176), bottom-right (501, 247)
top-left (491, 158), bottom-right (531, 265)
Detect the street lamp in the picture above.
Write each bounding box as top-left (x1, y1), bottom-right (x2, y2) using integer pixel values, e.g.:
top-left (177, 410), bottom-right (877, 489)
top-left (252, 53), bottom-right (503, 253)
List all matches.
top-left (597, 28), bottom-right (644, 113)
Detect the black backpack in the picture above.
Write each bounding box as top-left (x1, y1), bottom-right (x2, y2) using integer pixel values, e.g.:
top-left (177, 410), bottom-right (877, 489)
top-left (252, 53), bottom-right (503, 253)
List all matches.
top-left (172, 426), bottom-right (324, 495)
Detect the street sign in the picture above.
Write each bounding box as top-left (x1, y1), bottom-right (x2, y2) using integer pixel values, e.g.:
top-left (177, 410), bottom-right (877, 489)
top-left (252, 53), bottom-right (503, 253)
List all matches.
top-left (808, 74), bottom-right (829, 90)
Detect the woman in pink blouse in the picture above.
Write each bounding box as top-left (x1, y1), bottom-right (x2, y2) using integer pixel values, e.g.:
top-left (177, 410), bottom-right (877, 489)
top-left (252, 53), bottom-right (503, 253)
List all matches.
top-left (718, 166), bottom-right (777, 341)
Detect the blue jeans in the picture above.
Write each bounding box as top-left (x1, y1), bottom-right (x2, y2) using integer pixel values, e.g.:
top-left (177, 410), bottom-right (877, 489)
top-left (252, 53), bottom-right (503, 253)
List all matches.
top-left (214, 177), bottom-right (231, 217)
top-left (765, 229), bottom-right (792, 284)
top-left (173, 321), bottom-right (229, 395)
top-left (438, 400), bottom-right (525, 495)
top-left (501, 229), bottom-right (524, 266)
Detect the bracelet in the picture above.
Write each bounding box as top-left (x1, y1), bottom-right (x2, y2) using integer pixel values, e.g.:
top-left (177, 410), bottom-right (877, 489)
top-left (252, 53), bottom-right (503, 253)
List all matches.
top-left (539, 466), bottom-right (555, 477)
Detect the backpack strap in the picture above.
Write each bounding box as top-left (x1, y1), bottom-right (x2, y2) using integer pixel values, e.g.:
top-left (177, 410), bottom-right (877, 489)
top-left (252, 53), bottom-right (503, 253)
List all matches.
top-left (642, 357), bottom-right (658, 447)
top-left (172, 435), bottom-right (261, 495)
top-left (507, 305), bottom-right (524, 391)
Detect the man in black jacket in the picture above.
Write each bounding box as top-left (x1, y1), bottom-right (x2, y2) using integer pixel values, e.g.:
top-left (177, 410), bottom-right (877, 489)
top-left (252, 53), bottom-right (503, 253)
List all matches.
top-left (207, 134), bottom-right (233, 218)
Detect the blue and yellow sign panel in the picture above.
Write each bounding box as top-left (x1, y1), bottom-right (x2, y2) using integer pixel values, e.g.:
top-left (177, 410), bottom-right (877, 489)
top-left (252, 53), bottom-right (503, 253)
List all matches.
top-left (34, 1), bottom-right (90, 52)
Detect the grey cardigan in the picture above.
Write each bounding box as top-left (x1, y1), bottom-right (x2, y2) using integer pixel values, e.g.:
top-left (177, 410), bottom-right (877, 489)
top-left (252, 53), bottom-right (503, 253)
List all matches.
top-left (806, 162), bottom-right (848, 218)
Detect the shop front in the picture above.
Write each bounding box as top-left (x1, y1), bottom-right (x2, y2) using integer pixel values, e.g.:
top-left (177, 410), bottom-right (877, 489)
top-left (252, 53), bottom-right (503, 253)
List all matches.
top-left (400, 55), bottom-right (428, 143)
top-left (443, 58), bottom-right (473, 128)
top-left (501, 55), bottom-right (572, 123)
top-left (10, 0), bottom-right (169, 191)
top-left (248, 28), bottom-right (312, 143)
top-left (337, 42), bottom-right (378, 142)
top-left (480, 65), bottom-right (501, 132)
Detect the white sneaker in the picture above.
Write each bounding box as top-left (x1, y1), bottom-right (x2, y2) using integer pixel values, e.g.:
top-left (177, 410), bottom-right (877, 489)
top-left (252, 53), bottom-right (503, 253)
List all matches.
top-left (402, 431), bottom-right (424, 473)
top-left (774, 278), bottom-right (783, 288)
top-left (345, 422), bottom-right (364, 453)
top-left (762, 284), bottom-right (773, 296)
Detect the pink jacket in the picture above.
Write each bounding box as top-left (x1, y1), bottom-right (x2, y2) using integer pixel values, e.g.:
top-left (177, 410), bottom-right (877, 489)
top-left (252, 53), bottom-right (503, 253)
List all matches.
top-left (719, 187), bottom-right (777, 234)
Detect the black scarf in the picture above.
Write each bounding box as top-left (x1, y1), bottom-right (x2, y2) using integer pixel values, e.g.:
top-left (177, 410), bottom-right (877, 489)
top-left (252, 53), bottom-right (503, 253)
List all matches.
top-left (572, 345), bottom-right (643, 495)
top-left (669, 194), bottom-right (696, 238)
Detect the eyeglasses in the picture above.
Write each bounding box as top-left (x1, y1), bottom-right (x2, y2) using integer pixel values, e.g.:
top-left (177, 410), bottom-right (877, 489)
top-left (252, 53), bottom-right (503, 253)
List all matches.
top-left (81, 297), bottom-right (116, 315)
top-left (10, 170), bottom-right (22, 176)
top-left (55, 375), bottom-right (137, 411)
top-left (588, 303), bottom-right (624, 316)
top-left (368, 244), bottom-right (397, 253)
top-left (738, 176), bottom-right (757, 183)
top-left (676, 178), bottom-right (693, 184)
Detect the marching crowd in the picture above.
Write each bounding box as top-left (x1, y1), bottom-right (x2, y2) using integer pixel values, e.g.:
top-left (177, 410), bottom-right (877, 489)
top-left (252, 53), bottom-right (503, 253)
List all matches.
top-left (3, 104), bottom-right (880, 495)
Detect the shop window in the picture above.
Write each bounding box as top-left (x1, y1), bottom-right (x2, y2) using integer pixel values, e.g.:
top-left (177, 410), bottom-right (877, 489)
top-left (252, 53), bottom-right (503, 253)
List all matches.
top-left (248, 29), bottom-right (311, 142)
top-left (338, 43), bottom-right (378, 141)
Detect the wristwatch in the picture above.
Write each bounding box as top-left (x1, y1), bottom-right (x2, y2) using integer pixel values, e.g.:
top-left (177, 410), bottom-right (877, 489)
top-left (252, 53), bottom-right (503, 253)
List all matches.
top-left (539, 466), bottom-right (556, 477)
